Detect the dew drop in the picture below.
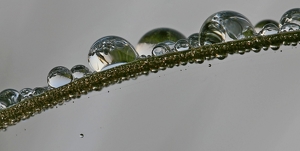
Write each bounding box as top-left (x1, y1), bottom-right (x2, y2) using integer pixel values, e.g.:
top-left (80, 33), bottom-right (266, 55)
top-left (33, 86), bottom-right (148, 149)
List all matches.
top-left (208, 64), bottom-right (212, 67)
top-left (20, 88), bottom-right (33, 99)
top-left (47, 66), bottom-right (73, 88)
top-left (188, 33), bottom-right (200, 48)
top-left (255, 20), bottom-right (279, 36)
top-left (199, 11), bottom-right (256, 45)
top-left (88, 36), bottom-right (138, 72)
top-left (152, 41), bottom-right (174, 56)
top-left (175, 39), bottom-right (190, 51)
top-left (71, 65), bottom-right (91, 79)
top-left (280, 8), bottom-right (300, 27)
top-left (254, 19), bottom-right (279, 33)
top-left (0, 89), bottom-right (21, 110)
top-left (32, 87), bottom-right (46, 96)
top-left (136, 28), bottom-right (186, 56)
top-left (80, 134), bottom-right (84, 138)
top-left (280, 23), bottom-right (300, 32)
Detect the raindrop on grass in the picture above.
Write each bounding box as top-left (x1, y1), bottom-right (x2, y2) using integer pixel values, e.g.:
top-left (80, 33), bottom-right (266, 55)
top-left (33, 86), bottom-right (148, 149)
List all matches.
top-left (47, 66), bottom-right (73, 88)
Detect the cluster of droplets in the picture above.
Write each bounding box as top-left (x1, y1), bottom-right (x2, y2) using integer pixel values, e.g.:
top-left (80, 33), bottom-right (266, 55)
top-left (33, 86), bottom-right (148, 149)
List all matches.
top-left (0, 8), bottom-right (300, 113)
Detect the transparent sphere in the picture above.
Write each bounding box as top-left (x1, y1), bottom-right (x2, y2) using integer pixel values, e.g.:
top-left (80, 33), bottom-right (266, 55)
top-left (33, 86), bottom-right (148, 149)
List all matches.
top-left (88, 36), bottom-right (138, 72)
top-left (152, 42), bottom-right (173, 56)
top-left (71, 65), bottom-right (91, 79)
top-left (254, 19), bottom-right (279, 33)
top-left (136, 28), bottom-right (186, 56)
top-left (32, 87), bottom-right (46, 96)
top-left (174, 39), bottom-right (190, 51)
top-left (199, 11), bottom-right (256, 45)
top-left (0, 89), bottom-right (21, 109)
top-left (280, 8), bottom-right (300, 27)
top-left (20, 88), bottom-right (33, 99)
top-left (47, 66), bottom-right (73, 88)
top-left (188, 33), bottom-right (200, 48)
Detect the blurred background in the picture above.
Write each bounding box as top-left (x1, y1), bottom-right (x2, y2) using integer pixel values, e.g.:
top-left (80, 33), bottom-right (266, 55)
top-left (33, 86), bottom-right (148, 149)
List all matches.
top-left (1, 0), bottom-right (300, 151)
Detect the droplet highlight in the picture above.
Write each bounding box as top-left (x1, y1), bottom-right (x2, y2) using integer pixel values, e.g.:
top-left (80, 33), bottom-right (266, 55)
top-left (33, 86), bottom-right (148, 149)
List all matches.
top-left (47, 66), bottom-right (73, 88)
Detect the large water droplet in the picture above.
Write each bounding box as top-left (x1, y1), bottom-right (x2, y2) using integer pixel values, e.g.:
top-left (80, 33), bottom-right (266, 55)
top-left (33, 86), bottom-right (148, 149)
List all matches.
top-left (88, 36), bottom-right (138, 72)
top-left (47, 66), bottom-right (73, 88)
top-left (174, 39), bottom-right (190, 51)
top-left (136, 28), bottom-right (186, 56)
top-left (280, 8), bottom-right (300, 27)
top-left (32, 87), bottom-right (46, 96)
top-left (71, 65), bottom-right (91, 79)
top-left (0, 89), bottom-right (21, 109)
top-left (187, 33), bottom-right (200, 48)
top-left (20, 88), bottom-right (33, 99)
top-left (199, 11), bottom-right (256, 45)
top-left (280, 23), bottom-right (300, 32)
top-left (254, 20), bottom-right (279, 33)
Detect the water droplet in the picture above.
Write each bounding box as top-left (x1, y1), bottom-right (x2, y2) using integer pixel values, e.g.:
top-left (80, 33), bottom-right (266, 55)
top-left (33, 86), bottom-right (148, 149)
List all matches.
top-left (152, 41), bottom-right (174, 56)
top-left (280, 8), bottom-right (300, 27)
top-left (208, 64), bottom-right (211, 67)
top-left (0, 89), bottom-right (21, 109)
top-left (32, 87), bottom-right (46, 96)
top-left (136, 28), bottom-right (186, 56)
top-left (254, 20), bottom-right (279, 36)
top-left (80, 134), bottom-right (84, 138)
top-left (20, 88), bottom-right (33, 99)
top-left (187, 33), bottom-right (200, 48)
top-left (254, 19), bottom-right (279, 33)
top-left (199, 11), bottom-right (256, 45)
top-left (88, 36), bottom-right (138, 72)
top-left (175, 39), bottom-right (190, 51)
top-left (47, 66), bottom-right (73, 88)
top-left (280, 23), bottom-right (300, 32)
top-left (71, 65), bottom-right (91, 79)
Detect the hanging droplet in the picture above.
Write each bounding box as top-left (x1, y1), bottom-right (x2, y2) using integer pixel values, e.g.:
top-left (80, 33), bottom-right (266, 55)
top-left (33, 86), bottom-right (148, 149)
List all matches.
top-left (187, 33), bottom-right (200, 48)
top-left (254, 20), bottom-right (279, 33)
top-left (152, 41), bottom-right (174, 56)
top-left (280, 8), bottom-right (300, 27)
top-left (174, 39), bottom-right (190, 51)
top-left (88, 36), bottom-right (138, 72)
top-left (47, 66), bottom-right (73, 88)
top-left (199, 11), bottom-right (256, 45)
top-left (136, 28), bottom-right (186, 56)
top-left (71, 65), bottom-right (91, 79)
top-left (32, 87), bottom-right (46, 96)
top-left (20, 88), bottom-right (33, 99)
top-left (0, 89), bottom-right (21, 109)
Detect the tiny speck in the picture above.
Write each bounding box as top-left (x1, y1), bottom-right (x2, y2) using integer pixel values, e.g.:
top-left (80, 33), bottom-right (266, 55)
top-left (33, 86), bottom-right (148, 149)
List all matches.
top-left (24, 129), bottom-right (26, 131)
top-left (72, 101), bottom-right (74, 103)
top-left (80, 134), bottom-right (84, 138)
top-left (208, 64), bottom-right (212, 67)
top-left (280, 50), bottom-right (282, 52)
top-left (108, 91), bottom-right (110, 93)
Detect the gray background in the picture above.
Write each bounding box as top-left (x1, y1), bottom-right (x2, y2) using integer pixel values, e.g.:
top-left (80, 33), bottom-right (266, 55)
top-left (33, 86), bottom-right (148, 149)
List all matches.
top-left (1, 0), bottom-right (300, 151)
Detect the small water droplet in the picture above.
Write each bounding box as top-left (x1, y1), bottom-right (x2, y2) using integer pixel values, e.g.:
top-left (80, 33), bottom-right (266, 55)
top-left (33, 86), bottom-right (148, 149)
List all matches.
top-left (254, 19), bottom-right (279, 33)
top-left (88, 36), bottom-right (138, 72)
top-left (152, 41), bottom-right (174, 56)
top-left (71, 65), bottom-right (91, 79)
top-left (0, 89), bottom-right (22, 110)
top-left (32, 87), bottom-right (46, 96)
top-left (136, 28), bottom-right (186, 56)
top-left (80, 134), bottom-right (84, 138)
top-left (174, 39), bottom-right (190, 51)
top-left (47, 66), bottom-right (73, 88)
top-left (280, 8), bottom-right (300, 27)
top-left (187, 33), bottom-right (200, 48)
top-left (254, 20), bottom-right (279, 36)
top-left (20, 88), bottom-right (33, 99)
top-left (199, 11), bottom-right (256, 45)
top-left (280, 23), bottom-right (300, 32)
top-left (208, 64), bottom-right (212, 67)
